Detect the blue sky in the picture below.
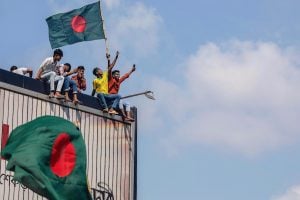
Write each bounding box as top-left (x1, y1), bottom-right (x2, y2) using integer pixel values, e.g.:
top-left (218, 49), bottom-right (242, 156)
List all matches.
top-left (1, 0), bottom-right (300, 199)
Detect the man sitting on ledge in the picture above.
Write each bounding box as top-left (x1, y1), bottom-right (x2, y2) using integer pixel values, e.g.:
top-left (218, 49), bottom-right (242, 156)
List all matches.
top-left (92, 67), bottom-right (120, 115)
top-left (35, 49), bottom-right (65, 99)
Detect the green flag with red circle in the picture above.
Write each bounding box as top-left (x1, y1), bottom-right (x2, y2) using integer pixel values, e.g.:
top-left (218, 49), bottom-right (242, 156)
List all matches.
top-left (46, 1), bottom-right (105, 49)
top-left (1, 116), bottom-right (92, 200)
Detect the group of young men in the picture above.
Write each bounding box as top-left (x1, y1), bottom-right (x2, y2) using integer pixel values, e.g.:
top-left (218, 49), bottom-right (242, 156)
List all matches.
top-left (91, 51), bottom-right (135, 121)
top-left (9, 48), bottom-right (135, 121)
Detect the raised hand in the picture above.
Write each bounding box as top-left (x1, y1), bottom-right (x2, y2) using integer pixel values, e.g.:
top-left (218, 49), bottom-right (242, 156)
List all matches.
top-left (132, 64), bottom-right (136, 72)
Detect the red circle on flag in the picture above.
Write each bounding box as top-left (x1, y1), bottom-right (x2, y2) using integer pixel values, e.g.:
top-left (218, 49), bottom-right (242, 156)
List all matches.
top-left (50, 133), bottom-right (76, 177)
top-left (71, 15), bottom-right (86, 33)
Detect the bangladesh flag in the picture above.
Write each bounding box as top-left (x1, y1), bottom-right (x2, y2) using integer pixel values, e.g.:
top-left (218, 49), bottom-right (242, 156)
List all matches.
top-left (46, 1), bottom-right (105, 49)
top-left (1, 116), bottom-right (92, 200)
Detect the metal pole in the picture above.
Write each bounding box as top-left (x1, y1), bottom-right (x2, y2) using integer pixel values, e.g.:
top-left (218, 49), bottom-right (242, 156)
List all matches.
top-left (121, 91), bottom-right (155, 100)
top-left (133, 107), bottom-right (138, 200)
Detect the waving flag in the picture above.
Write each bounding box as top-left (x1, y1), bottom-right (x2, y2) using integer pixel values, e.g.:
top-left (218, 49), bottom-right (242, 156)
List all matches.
top-left (46, 1), bottom-right (105, 48)
top-left (1, 116), bottom-right (92, 200)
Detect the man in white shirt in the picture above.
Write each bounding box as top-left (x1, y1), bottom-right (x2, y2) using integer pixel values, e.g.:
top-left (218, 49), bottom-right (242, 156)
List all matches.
top-left (35, 49), bottom-right (65, 99)
top-left (10, 66), bottom-right (33, 77)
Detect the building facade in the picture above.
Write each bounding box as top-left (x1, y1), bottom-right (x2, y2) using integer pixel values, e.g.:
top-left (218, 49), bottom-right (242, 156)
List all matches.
top-left (0, 69), bottom-right (137, 200)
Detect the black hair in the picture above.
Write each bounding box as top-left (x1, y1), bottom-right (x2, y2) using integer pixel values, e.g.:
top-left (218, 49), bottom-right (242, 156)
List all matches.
top-left (64, 63), bottom-right (71, 72)
top-left (93, 67), bottom-right (99, 76)
top-left (78, 66), bottom-right (85, 71)
top-left (53, 49), bottom-right (63, 57)
top-left (112, 70), bottom-right (120, 75)
top-left (10, 66), bottom-right (18, 72)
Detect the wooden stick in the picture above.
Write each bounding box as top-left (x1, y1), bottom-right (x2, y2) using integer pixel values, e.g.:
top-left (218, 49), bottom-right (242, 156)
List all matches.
top-left (99, 0), bottom-right (110, 57)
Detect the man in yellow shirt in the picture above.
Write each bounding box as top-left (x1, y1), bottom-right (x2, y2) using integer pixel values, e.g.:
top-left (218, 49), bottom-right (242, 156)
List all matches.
top-left (91, 51), bottom-right (120, 114)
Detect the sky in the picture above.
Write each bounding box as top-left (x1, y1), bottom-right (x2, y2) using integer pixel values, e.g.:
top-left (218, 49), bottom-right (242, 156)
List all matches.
top-left (1, 0), bottom-right (300, 199)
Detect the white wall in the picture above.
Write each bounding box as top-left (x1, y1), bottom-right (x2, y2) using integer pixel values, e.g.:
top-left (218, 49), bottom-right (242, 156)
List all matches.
top-left (0, 85), bottom-right (135, 200)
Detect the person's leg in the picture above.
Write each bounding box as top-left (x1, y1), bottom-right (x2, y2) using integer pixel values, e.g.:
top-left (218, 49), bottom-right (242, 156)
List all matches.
top-left (111, 94), bottom-right (121, 110)
top-left (73, 93), bottom-right (79, 104)
top-left (54, 75), bottom-right (64, 98)
top-left (118, 99), bottom-right (127, 118)
top-left (70, 80), bottom-right (79, 104)
top-left (70, 80), bottom-right (78, 93)
top-left (97, 93), bottom-right (108, 112)
top-left (54, 75), bottom-right (64, 92)
top-left (41, 71), bottom-right (56, 97)
top-left (104, 94), bottom-right (121, 114)
top-left (124, 101), bottom-right (134, 121)
top-left (62, 77), bottom-right (71, 101)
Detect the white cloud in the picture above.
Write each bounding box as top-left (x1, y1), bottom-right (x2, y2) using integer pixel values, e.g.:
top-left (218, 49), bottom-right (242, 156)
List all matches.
top-left (45, 0), bottom-right (163, 59)
top-left (146, 40), bottom-right (300, 156)
top-left (107, 2), bottom-right (163, 57)
top-left (272, 185), bottom-right (300, 200)
top-left (103, 0), bottom-right (120, 9)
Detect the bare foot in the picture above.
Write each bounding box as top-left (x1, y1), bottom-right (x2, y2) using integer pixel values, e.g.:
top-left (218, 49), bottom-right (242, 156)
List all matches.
top-left (49, 93), bottom-right (54, 98)
top-left (73, 99), bottom-right (81, 105)
top-left (54, 94), bottom-right (65, 99)
top-left (125, 116), bottom-right (135, 122)
top-left (54, 92), bottom-right (64, 98)
top-left (108, 109), bottom-right (118, 115)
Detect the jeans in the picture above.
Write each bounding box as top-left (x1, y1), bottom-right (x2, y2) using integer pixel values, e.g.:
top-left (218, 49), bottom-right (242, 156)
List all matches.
top-left (97, 93), bottom-right (121, 109)
top-left (119, 99), bottom-right (131, 112)
top-left (41, 71), bottom-right (64, 92)
top-left (62, 77), bottom-right (78, 93)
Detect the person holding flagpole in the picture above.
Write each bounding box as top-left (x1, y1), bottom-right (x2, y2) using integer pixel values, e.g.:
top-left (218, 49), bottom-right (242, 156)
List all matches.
top-left (92, 51), bottom-right (121, 114)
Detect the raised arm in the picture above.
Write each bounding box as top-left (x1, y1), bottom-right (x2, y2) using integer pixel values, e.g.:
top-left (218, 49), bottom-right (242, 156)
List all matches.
top-left (108, 51), bottom-right (119, 72)
top-left (120, 64), bottom-right (136, 83)
top-left (128, 64), bottom-right (136, 76)
top-left (65, 67), bottom-right (78, 77)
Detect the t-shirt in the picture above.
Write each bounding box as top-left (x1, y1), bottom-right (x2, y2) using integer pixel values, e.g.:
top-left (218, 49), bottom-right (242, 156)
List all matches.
top-left (93, 71), bottom-right (108, 94)
top-left (108, 72), bottom-right (130, 94)
top-left (12, 68), bottom-right (29, 75)
top-left (38, 57), bottom-right (59, 75)
top-left (57, 65), bottom-right (66, 76)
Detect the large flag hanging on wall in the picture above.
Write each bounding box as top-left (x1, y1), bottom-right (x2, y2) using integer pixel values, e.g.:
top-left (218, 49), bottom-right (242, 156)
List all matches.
top-left (1, 116), bottom-right (92, 200)
top-left (46, 1), bottom-right (105, 49)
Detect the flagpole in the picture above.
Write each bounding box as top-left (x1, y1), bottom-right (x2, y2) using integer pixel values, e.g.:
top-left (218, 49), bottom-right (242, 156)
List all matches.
top-left (99, 0), bottom-right (110, 60)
